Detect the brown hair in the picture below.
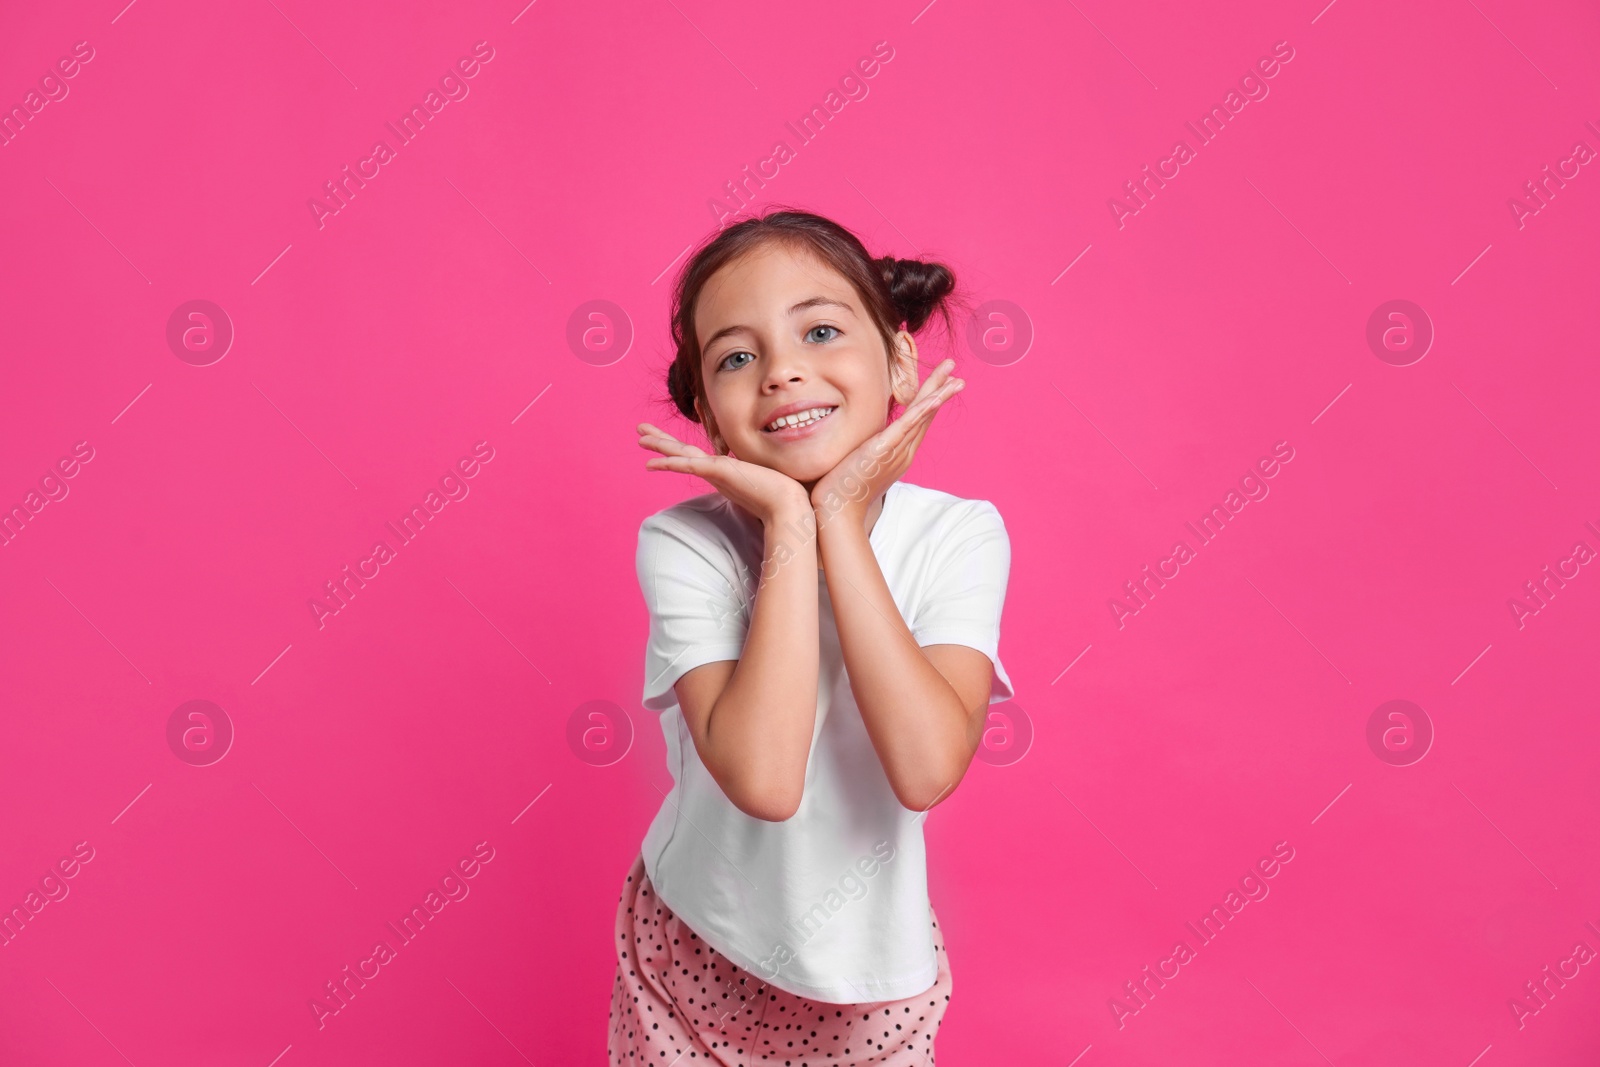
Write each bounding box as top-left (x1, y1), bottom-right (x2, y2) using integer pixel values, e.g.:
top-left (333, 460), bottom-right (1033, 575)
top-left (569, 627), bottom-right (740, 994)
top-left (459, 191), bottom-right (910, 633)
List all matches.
top-left (662, 207), bottom-right (966, 428)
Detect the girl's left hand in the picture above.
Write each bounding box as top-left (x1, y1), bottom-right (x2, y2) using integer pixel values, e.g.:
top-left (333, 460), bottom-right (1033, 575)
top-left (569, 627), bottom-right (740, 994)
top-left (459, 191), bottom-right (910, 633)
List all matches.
top-left (809, 359), bottom-right (964, 518)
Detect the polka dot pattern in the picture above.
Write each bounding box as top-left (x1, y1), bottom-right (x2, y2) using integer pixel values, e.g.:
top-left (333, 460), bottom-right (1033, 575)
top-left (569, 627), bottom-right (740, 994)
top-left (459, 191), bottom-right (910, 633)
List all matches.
top-left (607, 853), bottom-right (951, 1065)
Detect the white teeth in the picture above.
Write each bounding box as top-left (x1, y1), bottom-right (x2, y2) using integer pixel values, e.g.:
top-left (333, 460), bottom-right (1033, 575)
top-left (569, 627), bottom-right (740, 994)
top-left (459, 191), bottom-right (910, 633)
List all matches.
top-left (765, 406), bottom-right (836, 432)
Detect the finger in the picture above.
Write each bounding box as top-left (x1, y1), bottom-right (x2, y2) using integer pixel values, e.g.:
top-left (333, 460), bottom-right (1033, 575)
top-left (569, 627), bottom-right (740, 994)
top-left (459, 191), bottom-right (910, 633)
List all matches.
top-left (906, 360), bottom-right (955, 408)
top-left (645, 454), bottom-right (724, 478)
top-left (914, 385), bottom-right (958, 433)
top-left (882, 391), bottom-right (944, 454)
top-left (922, 359), bottom-right (958, 395)
top-left (638, 437), bottom-right (690, 458)
top-left (902, 379), bottom-right (962, 447)
top-left (908, 388), bottom-right (952, 438)
top-left (874, 386), bottom-right (947, 460)
top-left (905, 374), bottom-right (963, 422)
top-left (896, 377), bottom-right (956, 427)
top-left (919, 363), bottom-right (961, 400)
top-left (647, 452), bottom-right (753, 485)
top-left (638, 436), bottom-right (704, 458)
top-left (636, 423), bottom-right (691, 447)
top-left (923, 358), bottom-right (956, 387)
top-left (895, 361), bottom-right (949, 414)
top-left (875, 405), bottom-right (924, 449)
top-left (898, 406), bottom-right (941, 461)
top-left (866, 373), bottom-right (962, 466)
top-left (900, 423), bottom-right (932, 462)
top-left (638, 434), bottom-right (708, 459)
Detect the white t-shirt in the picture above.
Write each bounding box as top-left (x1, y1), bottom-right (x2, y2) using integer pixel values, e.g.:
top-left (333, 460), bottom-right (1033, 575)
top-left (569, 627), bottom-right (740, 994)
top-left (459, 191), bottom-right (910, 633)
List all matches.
top-left (634, 479), bottom-right (1013, 1003)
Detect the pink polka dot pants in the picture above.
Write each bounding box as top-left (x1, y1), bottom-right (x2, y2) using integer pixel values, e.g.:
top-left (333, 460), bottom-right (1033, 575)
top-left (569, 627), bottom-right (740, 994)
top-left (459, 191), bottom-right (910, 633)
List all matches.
top-left (607, 853), bottom-right (951, 1065)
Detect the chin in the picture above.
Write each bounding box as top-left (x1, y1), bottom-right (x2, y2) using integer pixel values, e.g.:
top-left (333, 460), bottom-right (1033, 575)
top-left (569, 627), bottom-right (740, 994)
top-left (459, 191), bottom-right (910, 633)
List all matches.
top-left (769, 458), bottom-right (833, 484)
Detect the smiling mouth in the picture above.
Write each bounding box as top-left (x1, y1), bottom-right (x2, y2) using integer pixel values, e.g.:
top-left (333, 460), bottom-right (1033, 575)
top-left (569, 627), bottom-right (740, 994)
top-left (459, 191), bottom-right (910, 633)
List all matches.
top-left (762, 406), bottom-right (838, 433)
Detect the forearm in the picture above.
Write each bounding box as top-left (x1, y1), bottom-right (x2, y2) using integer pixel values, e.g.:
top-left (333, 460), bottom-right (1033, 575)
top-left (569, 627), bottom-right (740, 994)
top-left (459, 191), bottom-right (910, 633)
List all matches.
top-left (702, 505), bottom-right (820, 817)
top-left (818, 512), bottom-right (974, 811)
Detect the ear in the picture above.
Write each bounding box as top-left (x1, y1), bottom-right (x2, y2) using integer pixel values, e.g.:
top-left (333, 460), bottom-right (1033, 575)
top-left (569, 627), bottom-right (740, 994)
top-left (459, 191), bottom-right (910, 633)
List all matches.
top-left (693, 396), bottom-right (727, 456)
top-left (888, 329), bottom-right (920, 408)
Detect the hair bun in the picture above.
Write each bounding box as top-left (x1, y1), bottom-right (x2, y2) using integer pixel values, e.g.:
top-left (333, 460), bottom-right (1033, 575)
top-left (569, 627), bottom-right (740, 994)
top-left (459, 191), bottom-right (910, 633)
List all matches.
top-left (877, 256), bottom-right (956, 334)
top-left (667, 354), bottom-right (700, 422)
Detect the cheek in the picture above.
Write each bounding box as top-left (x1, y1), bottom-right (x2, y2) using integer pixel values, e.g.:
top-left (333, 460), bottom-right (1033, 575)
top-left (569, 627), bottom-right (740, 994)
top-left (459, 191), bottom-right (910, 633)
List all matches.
top-left (708, 391), bottom-right (758, 441)
top-left (853, 381), bottom-right (894, 424)
top-left (839, 356), bottom-right (890, 407)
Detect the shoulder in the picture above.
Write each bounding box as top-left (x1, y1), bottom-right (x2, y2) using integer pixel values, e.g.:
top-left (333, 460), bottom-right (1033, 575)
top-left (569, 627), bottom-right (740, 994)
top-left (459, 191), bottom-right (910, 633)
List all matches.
top-left (637, 492), bottom-right (756, 569)
top-left (891, 481), bottom-right (1006, 539)
top-left (639, 490), bottom-right (729, 538)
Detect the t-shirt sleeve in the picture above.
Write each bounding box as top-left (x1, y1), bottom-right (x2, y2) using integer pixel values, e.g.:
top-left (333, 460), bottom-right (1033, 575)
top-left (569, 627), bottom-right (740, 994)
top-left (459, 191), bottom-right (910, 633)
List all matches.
top-left (909, 500), bottom-right (1014, 703)
top-left (637, 511), bottom-right (752, 712)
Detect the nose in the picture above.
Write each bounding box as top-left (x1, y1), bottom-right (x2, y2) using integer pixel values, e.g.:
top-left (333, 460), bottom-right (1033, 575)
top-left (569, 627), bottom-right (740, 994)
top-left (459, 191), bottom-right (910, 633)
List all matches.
top-left (761, 338), bottom-right (810, 392)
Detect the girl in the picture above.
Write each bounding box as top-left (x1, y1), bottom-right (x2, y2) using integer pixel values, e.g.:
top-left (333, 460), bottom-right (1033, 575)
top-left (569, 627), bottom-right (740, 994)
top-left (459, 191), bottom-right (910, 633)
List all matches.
top-left (610, 209), bottom-right (1013, 1064)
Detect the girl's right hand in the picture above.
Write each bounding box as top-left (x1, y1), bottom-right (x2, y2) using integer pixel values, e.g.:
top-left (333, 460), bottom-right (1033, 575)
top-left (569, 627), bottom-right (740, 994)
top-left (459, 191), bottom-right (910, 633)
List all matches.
top-left (637, 423), bottom-right (812, 527)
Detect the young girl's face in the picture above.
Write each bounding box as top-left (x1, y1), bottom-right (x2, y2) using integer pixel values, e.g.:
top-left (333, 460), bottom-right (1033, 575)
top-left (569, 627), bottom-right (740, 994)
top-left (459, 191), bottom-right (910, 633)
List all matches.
top-left (693, 242), bottom-right (915, 487)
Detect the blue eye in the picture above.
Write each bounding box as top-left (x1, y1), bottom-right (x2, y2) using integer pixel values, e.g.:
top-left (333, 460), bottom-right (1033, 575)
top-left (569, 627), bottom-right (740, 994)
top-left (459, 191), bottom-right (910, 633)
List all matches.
top-left (716, 325), bottom-right (838, 371)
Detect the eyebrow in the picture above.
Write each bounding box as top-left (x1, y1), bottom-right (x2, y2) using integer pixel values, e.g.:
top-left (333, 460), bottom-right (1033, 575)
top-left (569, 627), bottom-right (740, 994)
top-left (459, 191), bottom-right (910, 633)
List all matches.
top-left (701, 297), bottom-right (854, 357)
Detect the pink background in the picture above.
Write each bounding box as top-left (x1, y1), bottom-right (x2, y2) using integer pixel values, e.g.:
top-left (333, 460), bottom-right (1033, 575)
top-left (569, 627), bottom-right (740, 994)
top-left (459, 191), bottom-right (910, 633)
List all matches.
top-left (1, 0), bottom-right (1597, 1063)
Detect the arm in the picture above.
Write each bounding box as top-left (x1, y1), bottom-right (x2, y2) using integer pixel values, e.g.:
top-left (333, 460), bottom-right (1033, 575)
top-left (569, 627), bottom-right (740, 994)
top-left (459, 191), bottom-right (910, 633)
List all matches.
top-left (817, 512), bottom-right (995, 812)
top-left (638, 421), bottom-right (826, 822)
top-left (672, 501), bottom-right (820, 822)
